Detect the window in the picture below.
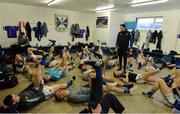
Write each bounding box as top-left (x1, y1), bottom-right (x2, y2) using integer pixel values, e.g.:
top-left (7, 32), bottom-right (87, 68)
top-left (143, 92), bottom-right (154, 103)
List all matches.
top-left (136, 17), bottom-right (163, 30)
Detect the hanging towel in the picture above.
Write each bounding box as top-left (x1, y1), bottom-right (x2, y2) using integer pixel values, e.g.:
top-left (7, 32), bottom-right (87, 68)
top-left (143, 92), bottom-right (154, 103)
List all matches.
top-left (25, 22), bottom-right (32, 41)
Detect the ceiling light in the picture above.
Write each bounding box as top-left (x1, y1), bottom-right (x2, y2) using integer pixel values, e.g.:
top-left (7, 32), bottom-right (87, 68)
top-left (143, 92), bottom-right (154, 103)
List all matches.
top-left (131, 0), bottom-right (153, 4)
top-left (96, 4), bottom-right (114, 11)
top-left (131, 0), bottom-right (168, 7)
top-left (48, 0), bottom-right (56, 6)
top-left (96, 8), bottom-right (116, 13)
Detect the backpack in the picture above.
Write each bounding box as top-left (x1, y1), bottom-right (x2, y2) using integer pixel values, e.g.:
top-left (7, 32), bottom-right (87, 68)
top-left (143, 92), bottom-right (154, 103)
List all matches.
top-left (0, 73), bottom-right (18, 89)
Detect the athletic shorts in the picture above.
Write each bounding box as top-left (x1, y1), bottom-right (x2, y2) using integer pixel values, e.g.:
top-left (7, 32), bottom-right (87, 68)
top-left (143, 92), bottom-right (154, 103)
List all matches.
top-left (48, 60), bottom-right (57, 67)
top-left (15, 64), bottom-right (25, 73)
top-left (42, 85), bottom-right (53, 99)
top-left (135, 74), bottom-right (145, 83)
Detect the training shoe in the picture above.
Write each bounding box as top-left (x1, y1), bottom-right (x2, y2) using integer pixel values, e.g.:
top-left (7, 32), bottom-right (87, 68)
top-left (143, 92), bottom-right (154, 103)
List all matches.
top-left (130, 85), bottom-right (137, 93)
top-left (72, 76), bottom-right (76, 81)
top-left (164, 99), bottom-right (174, 108)
top-left (142, 92), bottom-right (154, 98)
top-left (124, 84), bottom-right (134, 89)
top-left (129, 67), bottom-right (133, 72)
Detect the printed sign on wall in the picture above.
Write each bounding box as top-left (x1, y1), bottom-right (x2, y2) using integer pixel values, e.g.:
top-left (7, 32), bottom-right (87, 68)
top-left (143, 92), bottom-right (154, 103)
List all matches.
top-left (55, 14), bottom-right (68, 32)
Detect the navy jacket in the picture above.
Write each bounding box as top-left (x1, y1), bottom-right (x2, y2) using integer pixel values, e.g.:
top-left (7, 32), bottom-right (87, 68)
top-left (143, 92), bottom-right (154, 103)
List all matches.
top-left (116, 31), bottom-right (131, 51)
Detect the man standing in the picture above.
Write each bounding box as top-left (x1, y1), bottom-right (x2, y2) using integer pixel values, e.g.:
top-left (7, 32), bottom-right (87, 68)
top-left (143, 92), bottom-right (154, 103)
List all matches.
top-left (116, 24), bottom-right (131, 71)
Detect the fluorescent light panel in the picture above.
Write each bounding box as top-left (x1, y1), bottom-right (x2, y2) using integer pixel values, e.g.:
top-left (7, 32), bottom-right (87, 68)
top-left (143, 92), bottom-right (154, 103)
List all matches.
top-left (131, 0), bottom-right (168, 7)
top-left (96, 4), bottom-right (114, 11)
top-left (132, 0), bottom-right (154, 4)
top-left (96, 8), bottom-right (116, 13)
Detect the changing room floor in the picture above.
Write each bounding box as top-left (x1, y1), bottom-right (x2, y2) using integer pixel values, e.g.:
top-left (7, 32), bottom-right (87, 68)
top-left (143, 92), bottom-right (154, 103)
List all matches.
top-left (0, 59), bottom-right (172, 113)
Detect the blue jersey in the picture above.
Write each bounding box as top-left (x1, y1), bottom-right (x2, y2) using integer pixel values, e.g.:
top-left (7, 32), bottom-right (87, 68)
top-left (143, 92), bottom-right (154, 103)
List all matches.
top-left (4, 26), bottom-right (18, 38)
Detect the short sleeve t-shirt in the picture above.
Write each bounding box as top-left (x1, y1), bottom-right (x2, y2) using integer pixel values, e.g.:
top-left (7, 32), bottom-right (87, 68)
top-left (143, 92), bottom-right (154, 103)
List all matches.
top-left (120, 72), bottom-right (137, 82)
top-left (4, 26), bottom-right (18, 38)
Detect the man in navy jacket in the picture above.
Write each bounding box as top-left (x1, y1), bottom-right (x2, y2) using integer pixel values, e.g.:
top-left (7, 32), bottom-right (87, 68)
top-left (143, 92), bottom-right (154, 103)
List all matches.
top-left (116, 24), bottom-right (131, 71)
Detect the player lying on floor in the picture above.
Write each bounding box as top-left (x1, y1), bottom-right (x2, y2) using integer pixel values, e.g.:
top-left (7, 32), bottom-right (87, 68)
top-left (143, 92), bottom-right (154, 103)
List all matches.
top-left (80, 60), bottom-right (125, 113)
top-left (3, 56), bottom-right (76, 112)
top-left (54, 59), bottom-right (135, 104)
top-left (142, 68), bottom-right (180, 108)
top-left (113, 64), bottom-right (165, 83)
top-left (43, 46), bottom-right (61, 68)
top-left (43, 54), bottom-right (68, 82)
top-left (79, 59), bottom-right (135, 94)
top-left (55, 82), bottom-right (90, 103)
top-left (13, 53), bottom-right (33, 80)
top-left (79, 46), bottom-right (91, 63)
top-left (27, 47), bottom-right (44, 63)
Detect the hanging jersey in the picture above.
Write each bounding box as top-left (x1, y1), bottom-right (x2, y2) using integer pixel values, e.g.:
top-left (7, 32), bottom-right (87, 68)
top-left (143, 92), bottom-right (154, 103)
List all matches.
top-left (4, 26), bottom-right (18, 38)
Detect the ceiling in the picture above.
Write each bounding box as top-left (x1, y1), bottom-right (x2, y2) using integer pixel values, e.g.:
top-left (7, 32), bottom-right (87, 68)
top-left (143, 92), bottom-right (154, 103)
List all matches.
top-left (0, 0), bottom-right (180, 13)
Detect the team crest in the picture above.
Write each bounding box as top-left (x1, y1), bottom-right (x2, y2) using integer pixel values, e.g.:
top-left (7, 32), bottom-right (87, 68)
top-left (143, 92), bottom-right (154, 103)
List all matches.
top-left (55, 14), bottom-right (68, 32)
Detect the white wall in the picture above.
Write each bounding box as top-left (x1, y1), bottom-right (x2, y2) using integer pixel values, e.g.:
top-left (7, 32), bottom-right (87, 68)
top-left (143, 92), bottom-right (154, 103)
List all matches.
top-left (93, 12), bottom-right (110, 45)
top-left (0, 3), bottom-right (95, 47)
top-left (125, 10), bottom-right (180, 53)
top-left (94, 12), bottom-right (124, 47)
top-left (109, 12), bottom-right (124, 47)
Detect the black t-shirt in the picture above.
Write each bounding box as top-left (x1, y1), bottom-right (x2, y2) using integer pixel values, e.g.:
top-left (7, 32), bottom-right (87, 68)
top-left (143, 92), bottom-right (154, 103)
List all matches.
top-left (120, 72), bottom-right (137, 82)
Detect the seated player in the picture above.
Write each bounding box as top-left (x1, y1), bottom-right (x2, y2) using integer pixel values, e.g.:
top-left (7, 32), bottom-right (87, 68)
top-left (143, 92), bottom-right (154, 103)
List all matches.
top-left (142, 68), bottom-right (180, 107)
top-left (3, 57), bottom-right (76, 112)
top-left (13, 54), bottom-right (33, 80)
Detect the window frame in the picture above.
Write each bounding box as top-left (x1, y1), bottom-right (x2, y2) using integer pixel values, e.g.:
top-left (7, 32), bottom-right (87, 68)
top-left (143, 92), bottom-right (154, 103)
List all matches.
top-left (136, 16), bottom-right (163, 30)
